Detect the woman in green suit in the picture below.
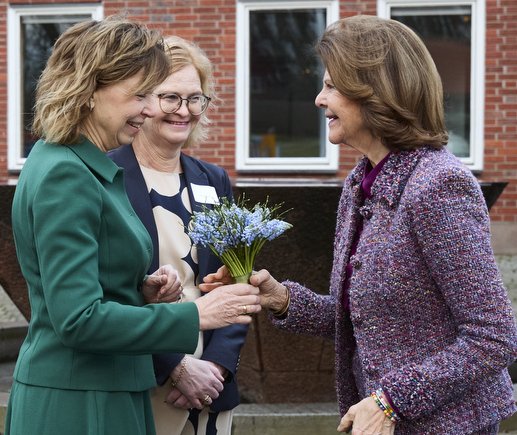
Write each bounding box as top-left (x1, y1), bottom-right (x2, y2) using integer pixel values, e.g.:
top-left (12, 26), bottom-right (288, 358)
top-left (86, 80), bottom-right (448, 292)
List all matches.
top-left (5, 16), bottom-right (260, 435)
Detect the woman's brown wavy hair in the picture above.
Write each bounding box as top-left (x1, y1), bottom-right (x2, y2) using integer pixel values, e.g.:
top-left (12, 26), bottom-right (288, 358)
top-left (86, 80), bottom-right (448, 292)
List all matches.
top-left (33, 15), bottom-right (170, 145)
top-left (316, 15), bottom-right (448, 150)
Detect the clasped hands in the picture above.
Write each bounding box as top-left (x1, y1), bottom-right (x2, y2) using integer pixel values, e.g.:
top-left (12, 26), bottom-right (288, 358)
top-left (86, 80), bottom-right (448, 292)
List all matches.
top-left (142, 265), bottom-right (183, 303)
top-left (143, 264), bottom-right (263, 329)
top-left (164, 356), bottom-right (226, 410)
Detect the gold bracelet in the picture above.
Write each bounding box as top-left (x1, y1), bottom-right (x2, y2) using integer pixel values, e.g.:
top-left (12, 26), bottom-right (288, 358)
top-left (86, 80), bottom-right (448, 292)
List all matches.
top-left (271, 286), bottom-right (290, 317)
top-left (170, 357), bottom-right (188, 388)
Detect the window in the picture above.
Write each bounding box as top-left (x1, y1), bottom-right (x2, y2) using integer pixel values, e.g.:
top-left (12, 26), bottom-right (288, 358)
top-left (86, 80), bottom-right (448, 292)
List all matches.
top-left (378, 0), bottom-right (485, 171)
top-left (236, 1), bottom-right (339, 172)
top-left (8, 5), bottom-right (103, 171)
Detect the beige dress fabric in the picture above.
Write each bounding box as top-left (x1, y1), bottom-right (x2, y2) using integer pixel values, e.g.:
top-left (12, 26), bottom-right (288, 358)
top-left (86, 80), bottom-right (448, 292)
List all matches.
top-left (141, 167), bottom-right (232, 435)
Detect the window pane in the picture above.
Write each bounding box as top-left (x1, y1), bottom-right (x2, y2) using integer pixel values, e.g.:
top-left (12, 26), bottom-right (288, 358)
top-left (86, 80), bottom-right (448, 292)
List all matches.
top-left (21, 15), bottom-right (89, 156)
top-left (391, 7), bottom-right (472, 158)
top-left (249, 9), bottom-right (326, 158)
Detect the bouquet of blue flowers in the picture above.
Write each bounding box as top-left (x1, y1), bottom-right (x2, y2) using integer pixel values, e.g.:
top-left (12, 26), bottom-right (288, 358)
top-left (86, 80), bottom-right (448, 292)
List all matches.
top-left (188, 197), bottom-right (292, 283)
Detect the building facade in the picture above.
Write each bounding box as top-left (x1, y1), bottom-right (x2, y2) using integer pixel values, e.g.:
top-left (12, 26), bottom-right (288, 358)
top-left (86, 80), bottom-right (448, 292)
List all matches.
top-left (0, 0), bottom-right (516, 251)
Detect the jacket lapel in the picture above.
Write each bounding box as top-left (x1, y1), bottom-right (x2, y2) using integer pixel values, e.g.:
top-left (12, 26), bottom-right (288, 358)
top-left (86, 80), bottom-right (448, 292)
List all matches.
top-left (180, 153), bottom-right (212, 215)
top-left (110, 145), bottom-right (160, 273)
top-left (66, 137), bottom-right (119, 183)
top-left (372, 148), bottom-right (428, 209)
top-left (332, 158), bottom-right (367, 297)
top-left (332, 148), bottom-right (427, 297)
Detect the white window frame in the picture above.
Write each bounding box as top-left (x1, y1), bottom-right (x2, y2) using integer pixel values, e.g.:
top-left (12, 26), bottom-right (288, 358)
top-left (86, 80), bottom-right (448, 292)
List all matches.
top-left (378, 0), bottom-right (485, 171)
top-left (8, 4), bottom-right (103, 171)
top-left (236, 0), bottom-right (340, 173)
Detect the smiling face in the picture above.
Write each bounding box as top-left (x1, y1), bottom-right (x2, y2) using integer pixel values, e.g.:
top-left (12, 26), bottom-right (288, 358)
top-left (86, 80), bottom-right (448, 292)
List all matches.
top-left (83, 71), bottom-right (156, 151)
top-left (141, 65), bottom-right (203, 151)
top-left (314, 70), bottom-right (373, 153)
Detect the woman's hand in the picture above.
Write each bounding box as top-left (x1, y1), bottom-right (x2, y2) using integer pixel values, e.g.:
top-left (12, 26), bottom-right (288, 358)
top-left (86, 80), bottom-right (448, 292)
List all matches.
top-left (249, 269), bottom-right (289, 313)
top-left (200, 267), bottom-right (289, 314)
top-left (337, 397), bottom-right (395, 434)
top-left (164, 357), bottom-right (224, 410)
top-left (142, 265), bottom-right (183, 303)
top-left (199, 265), bottom-right (233, 291)
top-left (194, 282), bottom-right (261, 329)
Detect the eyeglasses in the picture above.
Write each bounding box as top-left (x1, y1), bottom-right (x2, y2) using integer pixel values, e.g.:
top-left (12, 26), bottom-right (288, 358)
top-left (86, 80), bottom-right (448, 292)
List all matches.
top-left (155, 93), bottom-right (211, 116)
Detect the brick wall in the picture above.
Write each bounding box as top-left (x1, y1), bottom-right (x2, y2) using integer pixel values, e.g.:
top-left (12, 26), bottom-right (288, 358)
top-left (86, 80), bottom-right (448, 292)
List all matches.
top-left (0, 0), bottom-right (515, 223)
top-left (483, 0), bottom-right (517, 222)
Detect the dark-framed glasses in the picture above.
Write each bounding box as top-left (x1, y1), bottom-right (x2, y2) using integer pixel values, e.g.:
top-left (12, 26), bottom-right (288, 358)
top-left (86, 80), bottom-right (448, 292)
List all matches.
top-left (156, 93), bottom-right (211, 116)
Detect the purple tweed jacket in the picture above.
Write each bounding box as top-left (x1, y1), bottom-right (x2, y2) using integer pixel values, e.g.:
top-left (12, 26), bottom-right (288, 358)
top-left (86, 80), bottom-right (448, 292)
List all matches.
top-left (273, 147), bottom-right (517, 434)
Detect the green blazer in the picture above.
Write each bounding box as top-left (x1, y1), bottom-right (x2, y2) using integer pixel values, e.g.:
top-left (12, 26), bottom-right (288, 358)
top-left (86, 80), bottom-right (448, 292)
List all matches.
top-left (12, 138), bottom-right (199, 392)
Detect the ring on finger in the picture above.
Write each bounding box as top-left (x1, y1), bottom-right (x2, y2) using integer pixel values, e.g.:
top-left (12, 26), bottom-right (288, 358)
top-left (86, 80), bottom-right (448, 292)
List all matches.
top-left (202, 394), bottom-right (211, 405)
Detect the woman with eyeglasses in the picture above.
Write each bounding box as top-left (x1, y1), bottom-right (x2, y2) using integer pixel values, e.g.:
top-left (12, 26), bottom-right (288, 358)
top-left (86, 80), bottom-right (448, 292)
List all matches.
top-left (109, 36), bottom-right (246, 435)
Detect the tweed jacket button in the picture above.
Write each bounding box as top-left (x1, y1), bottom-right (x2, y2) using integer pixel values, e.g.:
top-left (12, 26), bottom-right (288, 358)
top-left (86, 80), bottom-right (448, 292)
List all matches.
top-left (359, 205), bottom-right (373, 219)
top-left (352, 260), bottom-right (362, 270)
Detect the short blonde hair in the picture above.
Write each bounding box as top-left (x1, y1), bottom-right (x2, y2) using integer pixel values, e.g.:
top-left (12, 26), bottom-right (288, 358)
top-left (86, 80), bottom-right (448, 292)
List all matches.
top-left (316, 15), bottom-right (448, 150)
top-left (163, 36), bottom-right (216, 148)
top-left (33, 16), bottom-right (170, 145)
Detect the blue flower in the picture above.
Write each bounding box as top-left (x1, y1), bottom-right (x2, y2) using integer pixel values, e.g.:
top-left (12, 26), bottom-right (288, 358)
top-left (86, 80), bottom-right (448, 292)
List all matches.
top-left (187, 196), bottom-right (292, 279)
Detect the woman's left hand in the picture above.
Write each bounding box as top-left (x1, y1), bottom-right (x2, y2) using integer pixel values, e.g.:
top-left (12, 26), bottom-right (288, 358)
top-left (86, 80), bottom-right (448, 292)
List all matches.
top-left (142, 265), bottom-right (183, 303)
top-left (165, 358), bottom-right (225, 410)
top-left (338, 397), bottom-right (395, 434)
top-left (199, 265), bottom-right (233, 292)
top-left (201, 267), bottom-right (290, 313)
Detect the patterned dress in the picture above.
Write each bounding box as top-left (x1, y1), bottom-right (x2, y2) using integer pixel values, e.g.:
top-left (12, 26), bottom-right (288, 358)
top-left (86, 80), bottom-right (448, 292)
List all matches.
top-left (141, 166), bottom-right (232, 435)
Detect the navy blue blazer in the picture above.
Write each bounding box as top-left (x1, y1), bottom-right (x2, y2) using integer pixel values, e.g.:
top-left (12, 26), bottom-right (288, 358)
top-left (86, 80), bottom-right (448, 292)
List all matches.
top-left (108, 144), bottom-right (248, 412)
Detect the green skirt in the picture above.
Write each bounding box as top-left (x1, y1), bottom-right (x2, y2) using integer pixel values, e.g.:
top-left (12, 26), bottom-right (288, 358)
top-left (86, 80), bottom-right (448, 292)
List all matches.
top-left (5, 380), bottom-right (156, 435)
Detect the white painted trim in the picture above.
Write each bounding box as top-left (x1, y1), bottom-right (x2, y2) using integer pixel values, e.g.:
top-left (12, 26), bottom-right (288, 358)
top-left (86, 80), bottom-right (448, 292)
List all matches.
top-left (236, 0), bottom-right (339, 172)
top-left (7, 4), bottom-right (103, 171)
top-left (377, 0), bottom-right (486, 171)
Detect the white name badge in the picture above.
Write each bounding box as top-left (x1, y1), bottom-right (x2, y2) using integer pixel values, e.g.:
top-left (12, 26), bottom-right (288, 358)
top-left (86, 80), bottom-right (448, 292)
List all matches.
top-left (190, 183), bottom-right (220, 205)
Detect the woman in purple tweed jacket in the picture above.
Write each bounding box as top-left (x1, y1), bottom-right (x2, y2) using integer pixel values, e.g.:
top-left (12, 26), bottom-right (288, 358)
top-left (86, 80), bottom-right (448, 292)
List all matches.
top-left (203, 15), bottom-right (517, 435)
